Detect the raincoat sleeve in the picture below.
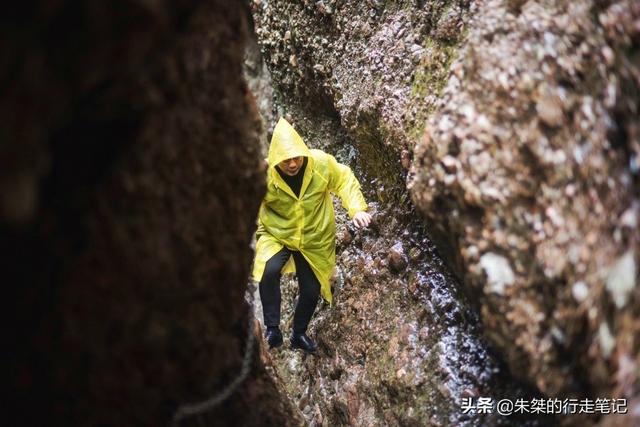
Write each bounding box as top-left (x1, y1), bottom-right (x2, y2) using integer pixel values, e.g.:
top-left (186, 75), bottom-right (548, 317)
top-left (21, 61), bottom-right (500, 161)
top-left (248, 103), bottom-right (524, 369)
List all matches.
top-left (255, 159), bottom-right (270, 239)
top-left (326, 154), bottom-right (368, 219)
top-left (255, 207), bottom-right (266, 238)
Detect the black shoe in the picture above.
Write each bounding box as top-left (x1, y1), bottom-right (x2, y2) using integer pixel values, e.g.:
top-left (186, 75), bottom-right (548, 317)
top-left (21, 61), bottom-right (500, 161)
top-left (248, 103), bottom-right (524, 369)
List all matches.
top-left (290, 333), bottom-right (317, 353)
top-left (265, 327), bottom-right (283, 348)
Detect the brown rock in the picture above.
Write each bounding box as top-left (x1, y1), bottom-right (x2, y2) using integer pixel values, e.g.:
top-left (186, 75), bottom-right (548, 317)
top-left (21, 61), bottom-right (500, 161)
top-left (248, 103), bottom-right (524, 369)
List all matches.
top-left (536, 91), bottom-right (565, 128)
top-left (408, 0), bottom-right (640, 402)
top-left (388, 242), bottom-right (408, 272)
top-left (4, 1), bottom-right (299, 425)
top-left (337, 227), bottom-right (353, 246)
top-left (401, 149), bottom-right (411, 170)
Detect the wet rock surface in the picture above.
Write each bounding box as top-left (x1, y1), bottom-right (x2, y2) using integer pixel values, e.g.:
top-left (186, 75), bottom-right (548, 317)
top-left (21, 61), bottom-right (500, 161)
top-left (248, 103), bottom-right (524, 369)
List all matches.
top-left (255, 196), bottom-right (547, 426)
top-left (247, 18), bottom-right (545, 426)
top-left (409, 0), bottom-right (640, 405)
top-left (250, 0), bottom-right (475, 184)
top-left (250, 0), bottom-right (640, 425)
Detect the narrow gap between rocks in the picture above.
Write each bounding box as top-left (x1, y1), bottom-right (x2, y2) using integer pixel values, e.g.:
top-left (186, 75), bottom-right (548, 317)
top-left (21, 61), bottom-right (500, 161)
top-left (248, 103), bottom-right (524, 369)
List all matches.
top-left (243, 11), bottom-right (548, 426)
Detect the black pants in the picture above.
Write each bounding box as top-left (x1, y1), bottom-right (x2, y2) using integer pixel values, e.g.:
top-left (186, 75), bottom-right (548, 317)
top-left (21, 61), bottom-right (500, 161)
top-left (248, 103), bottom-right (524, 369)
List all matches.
top-left (259, 247), bottom-right (320, 335)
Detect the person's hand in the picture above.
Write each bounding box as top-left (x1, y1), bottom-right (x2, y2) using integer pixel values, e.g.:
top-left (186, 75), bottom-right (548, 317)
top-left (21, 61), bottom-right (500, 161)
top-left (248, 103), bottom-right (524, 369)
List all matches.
top-left (353, 211), bottom-right (372, 229)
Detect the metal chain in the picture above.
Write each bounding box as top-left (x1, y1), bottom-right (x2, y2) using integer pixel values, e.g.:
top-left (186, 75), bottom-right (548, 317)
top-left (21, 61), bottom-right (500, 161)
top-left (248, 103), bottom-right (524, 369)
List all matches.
top-left (171, 283), bottom-right (257, 426)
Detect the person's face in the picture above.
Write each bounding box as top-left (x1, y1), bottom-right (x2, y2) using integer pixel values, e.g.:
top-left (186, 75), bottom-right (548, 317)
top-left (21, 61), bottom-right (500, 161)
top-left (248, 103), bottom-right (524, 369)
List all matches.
top-left (278, 156), bottom-right (304, 176)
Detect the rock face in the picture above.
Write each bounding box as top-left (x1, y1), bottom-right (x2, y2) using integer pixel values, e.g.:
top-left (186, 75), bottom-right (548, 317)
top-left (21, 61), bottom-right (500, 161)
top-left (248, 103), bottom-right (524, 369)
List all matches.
top-left (251, 0), bottom-right (475, 187)
top-left (251, 188), bottom-right (545, 426)
top-left (249, 2), bottom-right (546, 426)
top-left (250, 0), bottom-right (640, 422)
top-left (409, 0), bottom-right (640, 400)
top-left (2, 1), bottom-right (297, 425)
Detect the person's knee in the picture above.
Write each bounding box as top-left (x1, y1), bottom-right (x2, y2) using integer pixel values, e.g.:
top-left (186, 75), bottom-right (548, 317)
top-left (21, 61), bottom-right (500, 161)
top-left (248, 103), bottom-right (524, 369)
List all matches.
top-left (261, 263), bottom-right (282, 284)
top-left (300, 280), bottom-right (320, 301)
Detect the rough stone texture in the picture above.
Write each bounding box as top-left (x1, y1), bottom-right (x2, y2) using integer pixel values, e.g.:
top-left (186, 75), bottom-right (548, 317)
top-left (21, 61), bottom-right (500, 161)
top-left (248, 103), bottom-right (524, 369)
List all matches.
top-left (245, 18), bottom-right (278, 160)
top-left (261, 202), bottom-right (548, 426)
top-left (247, 11), bottom-right (545, 425)
top-left (249, 0), bottom-right (640, 424)
top-left (251, 0), bottom-right (475, 189)
top-left (409, 0), bottom-right (640, 404)
top-left (2, 1), bottom-right (298, 425)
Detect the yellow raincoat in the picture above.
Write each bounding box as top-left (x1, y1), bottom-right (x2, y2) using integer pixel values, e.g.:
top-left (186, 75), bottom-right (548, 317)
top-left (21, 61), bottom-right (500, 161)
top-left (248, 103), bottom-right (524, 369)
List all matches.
top-left (252, 118), bottom-right (368, 304)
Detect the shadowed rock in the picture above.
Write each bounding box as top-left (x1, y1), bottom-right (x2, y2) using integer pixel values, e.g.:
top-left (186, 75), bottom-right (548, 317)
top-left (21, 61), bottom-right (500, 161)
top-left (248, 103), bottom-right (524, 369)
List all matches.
top-left (2, 1), bottom-right (299, 425)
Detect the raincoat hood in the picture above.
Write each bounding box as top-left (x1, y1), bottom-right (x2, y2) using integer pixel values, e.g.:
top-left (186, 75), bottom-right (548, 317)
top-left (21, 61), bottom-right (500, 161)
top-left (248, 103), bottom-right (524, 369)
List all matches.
top-left (268, 118), bottom-right (312, 167)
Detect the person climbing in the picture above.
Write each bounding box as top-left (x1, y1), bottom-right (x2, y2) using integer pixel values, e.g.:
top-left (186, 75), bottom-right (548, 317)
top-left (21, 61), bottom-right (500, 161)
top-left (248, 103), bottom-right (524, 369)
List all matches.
top-left (252, 117), bottom-right (372, 353)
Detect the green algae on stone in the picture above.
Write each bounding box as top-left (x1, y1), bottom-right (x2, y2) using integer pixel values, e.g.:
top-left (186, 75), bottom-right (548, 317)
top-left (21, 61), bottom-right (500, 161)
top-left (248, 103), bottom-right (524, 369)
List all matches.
top-left (408, 37), bottom-right (460, 140)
